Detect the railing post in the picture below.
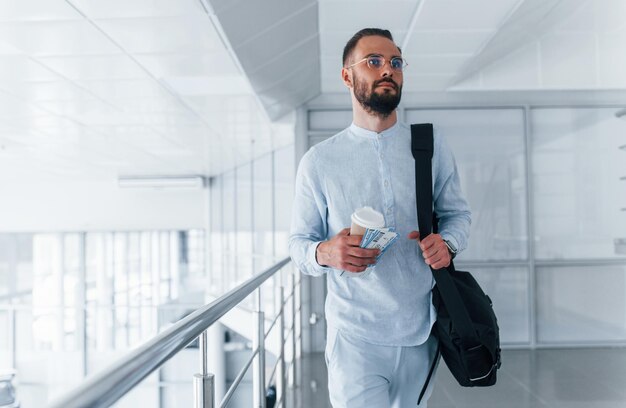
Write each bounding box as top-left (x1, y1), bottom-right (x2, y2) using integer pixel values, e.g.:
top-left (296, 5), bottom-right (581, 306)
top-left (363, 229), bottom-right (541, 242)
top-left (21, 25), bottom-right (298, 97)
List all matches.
top-left (10, 307), bottom-right (16, 370)
top-left (194, 373), bottom-right (215, 408)
top-left (295, 271), bottom-right (302, 392)
top-left (290, 272), bottom-right (297, 390)
top-left (277, 286), bottom-right (286, 405)
top-left (194, 330), bottom-right (215, 408)
top-left (253, 309), bottom-right (266, 408)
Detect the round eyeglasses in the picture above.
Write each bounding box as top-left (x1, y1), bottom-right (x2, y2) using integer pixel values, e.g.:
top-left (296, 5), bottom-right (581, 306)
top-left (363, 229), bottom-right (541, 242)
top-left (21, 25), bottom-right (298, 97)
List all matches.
top-left (346, 55), bottom-right (408, 72)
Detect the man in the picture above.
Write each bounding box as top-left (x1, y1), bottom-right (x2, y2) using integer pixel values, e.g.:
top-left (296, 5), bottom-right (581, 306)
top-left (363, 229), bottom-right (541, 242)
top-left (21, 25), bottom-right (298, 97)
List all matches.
top-left (289, 28), bottom-right (471, 407)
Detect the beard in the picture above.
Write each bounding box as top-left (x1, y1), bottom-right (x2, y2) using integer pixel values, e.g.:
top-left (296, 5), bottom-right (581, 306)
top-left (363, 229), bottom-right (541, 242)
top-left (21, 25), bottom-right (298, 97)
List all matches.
top-left (353, 75), bottom-right (402, 119)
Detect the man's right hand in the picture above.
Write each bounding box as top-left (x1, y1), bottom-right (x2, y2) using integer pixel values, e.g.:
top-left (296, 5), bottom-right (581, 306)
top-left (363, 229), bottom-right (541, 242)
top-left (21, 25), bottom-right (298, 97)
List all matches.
top-left (315, 228), bottom-right (381, 273)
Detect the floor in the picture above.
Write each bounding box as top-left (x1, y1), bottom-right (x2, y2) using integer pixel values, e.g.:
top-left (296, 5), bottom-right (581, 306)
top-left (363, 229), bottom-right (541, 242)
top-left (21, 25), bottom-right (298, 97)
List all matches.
top-left (290, 347), bottom-right (626, 408)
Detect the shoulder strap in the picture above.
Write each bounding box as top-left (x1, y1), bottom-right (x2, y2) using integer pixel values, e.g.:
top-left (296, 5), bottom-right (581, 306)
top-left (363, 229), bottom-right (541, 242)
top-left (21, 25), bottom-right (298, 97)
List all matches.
top-left (410, 124), bottom-right (479, 344)
top-left (410, 124), bottom-right (435, 242)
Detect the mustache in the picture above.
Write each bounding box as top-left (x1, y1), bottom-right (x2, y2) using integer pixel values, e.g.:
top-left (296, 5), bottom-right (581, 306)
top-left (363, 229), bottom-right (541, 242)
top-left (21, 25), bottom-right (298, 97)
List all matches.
top-left (374, 78), bottom-right (399, 90)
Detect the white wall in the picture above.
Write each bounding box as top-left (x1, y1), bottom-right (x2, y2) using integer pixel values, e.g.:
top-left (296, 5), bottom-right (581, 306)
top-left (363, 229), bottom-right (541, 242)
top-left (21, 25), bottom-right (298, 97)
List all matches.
top-left (0, 179), bottom-right (207, 232)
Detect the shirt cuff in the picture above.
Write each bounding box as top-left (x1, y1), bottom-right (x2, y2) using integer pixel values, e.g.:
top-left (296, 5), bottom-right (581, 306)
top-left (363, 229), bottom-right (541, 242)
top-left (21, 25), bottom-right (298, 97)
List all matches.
top-left (307, 241), bottom-right (334, 275)
top-left (439, 233), bottom-right (460, 254)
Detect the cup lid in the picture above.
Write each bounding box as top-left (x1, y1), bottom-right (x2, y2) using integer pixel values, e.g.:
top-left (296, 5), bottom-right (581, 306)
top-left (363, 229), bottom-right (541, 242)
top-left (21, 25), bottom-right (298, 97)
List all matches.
top-left (351, 206), bottom-right (385, 229)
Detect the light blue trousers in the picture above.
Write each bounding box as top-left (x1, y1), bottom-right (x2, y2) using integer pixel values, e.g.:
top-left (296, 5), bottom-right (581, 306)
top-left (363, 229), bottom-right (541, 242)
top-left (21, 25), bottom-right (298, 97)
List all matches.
top-left (325, 326), bottom-right (439, 408)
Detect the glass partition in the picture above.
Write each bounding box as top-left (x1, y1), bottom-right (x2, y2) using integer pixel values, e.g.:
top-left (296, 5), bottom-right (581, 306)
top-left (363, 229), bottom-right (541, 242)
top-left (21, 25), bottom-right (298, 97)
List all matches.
top-left (0, 230), bottom-right (204, 406)
top-left (531, 107), bottom-right (626, 260)
top-left (406, 108), bottom-right (528, 261)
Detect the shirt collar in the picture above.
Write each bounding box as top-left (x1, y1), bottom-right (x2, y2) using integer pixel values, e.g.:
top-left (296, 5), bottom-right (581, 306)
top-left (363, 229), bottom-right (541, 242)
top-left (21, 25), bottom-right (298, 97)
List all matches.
top-left (349, 120), bottom-right (401, 139)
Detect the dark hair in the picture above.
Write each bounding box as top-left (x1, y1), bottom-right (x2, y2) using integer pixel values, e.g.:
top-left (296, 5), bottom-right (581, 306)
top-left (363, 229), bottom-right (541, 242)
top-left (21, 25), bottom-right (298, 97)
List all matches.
top-left (342, 28), bottom-right (400, 66)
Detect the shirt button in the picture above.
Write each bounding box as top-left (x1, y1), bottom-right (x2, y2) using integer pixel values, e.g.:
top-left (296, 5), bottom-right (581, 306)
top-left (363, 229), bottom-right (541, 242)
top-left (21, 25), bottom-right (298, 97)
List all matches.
top-left (384, 180), bottom-right (389, 187)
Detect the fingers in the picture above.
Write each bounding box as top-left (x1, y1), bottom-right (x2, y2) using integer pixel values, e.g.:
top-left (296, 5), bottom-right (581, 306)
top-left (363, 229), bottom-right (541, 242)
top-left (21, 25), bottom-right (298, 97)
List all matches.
top-left (345, 234), bottom-right (365, 246)
top-left (428, 255), bottom-right (451, 270)
top-left (346, 245), bottom-right (380, 258)
top-left (424, 249), bottom-right (450, 269)
top-left (340, 254), bottom-right (377, 272)
top-left (342, 250), bottom-right (378, 267)
top-left (407, 230), bottom-right (420, 240)
top-left (420, 234), bottom-right (451, 269)
top-left (338, 228), bottom-right (351, 236)
top-left (419, 234), bottom-right (441, 251)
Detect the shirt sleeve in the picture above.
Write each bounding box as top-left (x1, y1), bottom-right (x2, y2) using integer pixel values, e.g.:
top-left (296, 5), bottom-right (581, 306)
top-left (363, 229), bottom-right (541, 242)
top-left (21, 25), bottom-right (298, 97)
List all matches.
top-left (288, 149), bottom-right (335, 276)
top-left (432, 127), bottom-right (472, 253)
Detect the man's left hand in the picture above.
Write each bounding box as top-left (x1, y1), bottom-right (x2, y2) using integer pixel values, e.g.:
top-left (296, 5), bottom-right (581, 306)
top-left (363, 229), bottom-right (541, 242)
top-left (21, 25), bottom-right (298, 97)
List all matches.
top-left (407, 231), bottom-right (451, 269)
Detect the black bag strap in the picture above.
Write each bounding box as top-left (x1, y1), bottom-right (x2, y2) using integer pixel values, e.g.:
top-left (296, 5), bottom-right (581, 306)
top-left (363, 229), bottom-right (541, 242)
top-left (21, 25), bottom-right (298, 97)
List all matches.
top-left (410, 124), bottom-right (479, 345)
top-left (417, 341), bottom-right (440, 405)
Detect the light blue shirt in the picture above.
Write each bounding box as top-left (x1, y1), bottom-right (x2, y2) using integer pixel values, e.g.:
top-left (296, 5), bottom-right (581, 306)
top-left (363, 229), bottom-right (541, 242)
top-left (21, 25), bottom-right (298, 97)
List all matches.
top-left (289, 121), bottom-right (471, 346)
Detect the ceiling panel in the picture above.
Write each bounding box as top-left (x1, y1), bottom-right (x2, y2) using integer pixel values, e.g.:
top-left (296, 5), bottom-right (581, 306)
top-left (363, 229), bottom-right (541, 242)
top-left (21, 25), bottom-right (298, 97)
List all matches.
top-left (415, 0), bottom-right (522, 30)
top-left (182, 95), bottom-right (267, 138)
top-left (36, 98), bottom-right (119, 117)
top-left (0, 80), bottom-right (98, 102)
top-left (247, 36), bottom-right (320, 91)
top-left (76, 79), bottom-right (172, 100)
top-left (0, 56), bottom-right (63, 81)
top-left (402, 30), bottom-right (493, 55)
top-left (94, 16), bottom-right (222, 54)
top-left (153, 125), bottom-right (211, 152)
top-left (556, 0), bottom-right (626, 33)
top-left (28, 123), bottom-right (99, 142)
top-left (210, 0), bottom-right (320, 120)
top-left (257, 64), bottom-right (319, 106)
top-left (0, 128), bottom-right (46, 145)
top-left (451, 0), bottom-right (626, 91)
top-left (36, 54), bottom-right (149, 80)
top-left (0, 0), bottom-right (297, 183)
top-left (452, 0), bottom-right (586, 83)
top-left (216, 0), bottom-right (316, 48)
top-left (403, 54), bottom-right (469, 75)
top-left (111, 97), bottom-right (188, 114)
top-left (319, 1), bottom-right (416, 33)
top-left (0, 20), bottom-right (120, 56)
top-left (319, 30), bottom-right (409, 59)
top-left (68, 0), bottom-right (204, 19)
top-left (0, 0), bottom-right (82, 22)
top-left (134, 50), bottom-right (240, 79)
top-left (30, 114), bottom-right (87, 128)
top-left (319, 31), bottom-right (355, 59)
top-left (161, 75), bottom-right (253, 97)
top-left (76, 111), bottom-right (202, 127)
top-left (401, 74), bottom-right (457, 91)
top-left (234, 7), bottom-right (318, 71)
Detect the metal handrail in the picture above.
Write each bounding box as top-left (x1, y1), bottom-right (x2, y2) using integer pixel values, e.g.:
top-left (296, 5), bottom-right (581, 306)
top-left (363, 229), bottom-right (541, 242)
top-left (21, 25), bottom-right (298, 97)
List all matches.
top-left (48, 257), bottom-right (291, 408)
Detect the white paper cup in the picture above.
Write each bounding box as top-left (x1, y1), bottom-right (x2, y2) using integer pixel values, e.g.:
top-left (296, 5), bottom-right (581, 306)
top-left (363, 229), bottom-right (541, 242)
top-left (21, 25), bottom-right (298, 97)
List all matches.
top-left (350, 206), bottom-right (385, 236)
top-left (344, 207), bottom-right (385, 278)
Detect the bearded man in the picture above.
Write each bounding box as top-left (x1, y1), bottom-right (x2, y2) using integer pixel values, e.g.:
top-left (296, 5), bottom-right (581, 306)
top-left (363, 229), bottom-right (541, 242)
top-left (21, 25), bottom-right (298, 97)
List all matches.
top-left (289, 28), bottom-right (471, 408)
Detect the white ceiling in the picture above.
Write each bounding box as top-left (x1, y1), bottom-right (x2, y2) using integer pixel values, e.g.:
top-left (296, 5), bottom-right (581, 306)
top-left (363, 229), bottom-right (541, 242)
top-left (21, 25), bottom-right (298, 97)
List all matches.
top-left (0, 0), bottom-right (293, 183)
top-left (319, 0), bottom-right (524, 93)
top-left (319, 0), bottom-right (626, 93)
top-left (0, 0), bottom-right (624, 184)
